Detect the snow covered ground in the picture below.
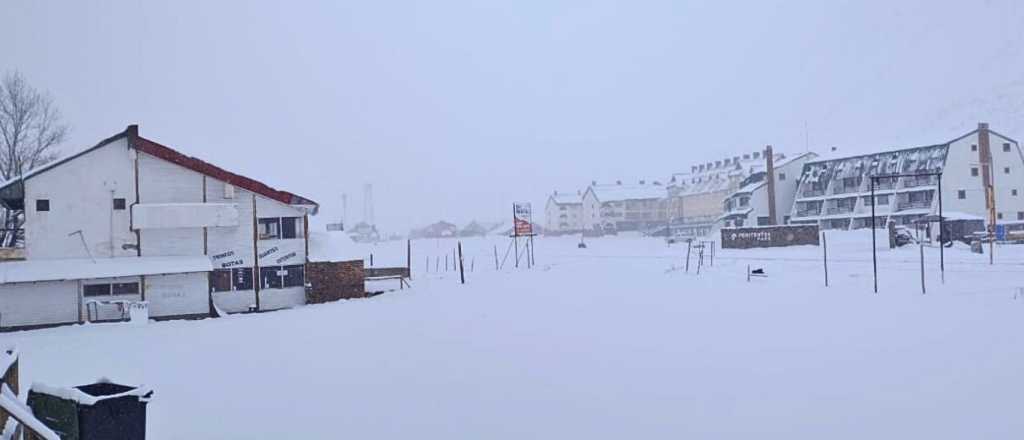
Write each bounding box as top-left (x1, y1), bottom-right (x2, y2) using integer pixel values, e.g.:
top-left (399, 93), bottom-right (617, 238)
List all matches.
top-left (3, 232), bottom-right (1024, 439)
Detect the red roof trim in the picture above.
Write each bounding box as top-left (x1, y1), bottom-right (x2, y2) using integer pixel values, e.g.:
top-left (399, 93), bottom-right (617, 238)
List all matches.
top-left (132, 136), bottom-right (318, 210)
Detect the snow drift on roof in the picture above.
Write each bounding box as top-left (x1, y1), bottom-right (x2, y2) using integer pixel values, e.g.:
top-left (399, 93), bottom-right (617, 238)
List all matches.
top-left (0, 256), bottom-right (213, 284)
top-left (589, 184), bottom-right (665, 201)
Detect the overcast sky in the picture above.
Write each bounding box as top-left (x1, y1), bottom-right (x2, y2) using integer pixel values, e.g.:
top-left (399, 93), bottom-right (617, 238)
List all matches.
top-left (4, 0), bottom-right (1023, 233)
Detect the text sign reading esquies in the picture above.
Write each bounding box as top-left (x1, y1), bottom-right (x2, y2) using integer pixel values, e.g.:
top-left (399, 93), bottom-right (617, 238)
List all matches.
top-left (513, 203), bottom-right (533, 236)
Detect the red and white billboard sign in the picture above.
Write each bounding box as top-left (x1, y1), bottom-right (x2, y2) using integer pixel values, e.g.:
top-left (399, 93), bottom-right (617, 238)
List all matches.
top-left (513, 203), bottom-right (533, 236)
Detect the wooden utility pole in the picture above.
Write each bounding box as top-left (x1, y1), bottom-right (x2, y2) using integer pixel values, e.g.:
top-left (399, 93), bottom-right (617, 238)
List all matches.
top-left (458, 241), bottom-right (465, 284)
top-left (978, 122), bottom-right (996, 264)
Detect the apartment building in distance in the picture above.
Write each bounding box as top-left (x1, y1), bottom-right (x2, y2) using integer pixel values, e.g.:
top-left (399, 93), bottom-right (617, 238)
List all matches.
top-left (789, 123), bottom-right (1024, 230)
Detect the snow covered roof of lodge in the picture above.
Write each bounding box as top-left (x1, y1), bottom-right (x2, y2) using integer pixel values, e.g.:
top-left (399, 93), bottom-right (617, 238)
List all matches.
top-left (0, 255), bottom-right (213, 284)
top-left (307, 230), bottom-right (367, 263)
top-left (799, 144), bottom-right (949, 186)
top-left (586, 182), bottom-right (665, 202)
top-left (549, 192), bottom-right (582, 205)
top-left (0, 125), bottom-right (318, 213)
top-left (667, 151), bottom-right (789, 196)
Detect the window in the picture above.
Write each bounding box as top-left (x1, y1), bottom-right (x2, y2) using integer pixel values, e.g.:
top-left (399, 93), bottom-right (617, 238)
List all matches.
top-left (878, 195), bottom-right (889, 205)
top-left (257, 218), bottom-right (281, 240)
top-left (971, 167), bottom-right (979, 177)
top-left (1005, 167), bottom-right (1011, 174)
top-left (997, 212), bottom-right (1004, 220)
top-left (971, 144), bottom-right (978, 152)
top-left (778, 173), bottom-right (786, 181)
top-left (281, 217), bottom-right (303, 239)
top-left (258, 217), bottom-right (304, 240)
top-left (958, 190), bottom-right (966, 199)
top-left (1018, 212), bottom-right (1024, 221)
top-left (757, 216), bottom-right (770, 226)
top-left (258, 264), bottom-right (304, 289)
top-left (113, 198), bottom-right (126, 210)
top-left (36, 199), bottom-right (49, 212)
top-left (112, 282), bottom-right (139, 295)
top-left (84, 282), bottom-right (139, 297)
top-left (210, 270), bottom-right (232, 292)
top-left (83, 284), bottom-right (111, 297)
top-left (1013, 189), bottom-right (1019, 196)
top-left (260, 266), bottom-right (283, 289)
top-left (212, 267), bottom-right (255, 292)
top-left (1004, 143), bottom-right (1012, 152)
top-left (232, 267), bottom-right (253, 290)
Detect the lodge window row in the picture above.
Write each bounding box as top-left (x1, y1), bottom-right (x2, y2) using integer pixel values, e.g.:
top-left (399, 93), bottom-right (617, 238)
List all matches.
top-left (34, 198), bottom-right (127, 212)
top-left (257, 217), bottom-right (305, 240)
top-left (83, 282), bottom-right (140, 297)
top-left (209, 265), bottom-right (305, 292)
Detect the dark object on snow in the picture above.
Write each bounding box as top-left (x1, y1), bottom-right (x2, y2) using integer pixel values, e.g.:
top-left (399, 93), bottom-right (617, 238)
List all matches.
top-left (28, 380), bottom-right (153, 440)
top-left (577, 242), bottom-right (587, 249)
top-left (746, 265), bottom-right (767, 282)
top-left (970, 240), bottom-right (984, 254)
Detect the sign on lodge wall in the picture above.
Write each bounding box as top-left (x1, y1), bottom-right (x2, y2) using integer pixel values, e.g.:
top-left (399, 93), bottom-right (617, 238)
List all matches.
top-left (721, 224), bottom-right (820, 249)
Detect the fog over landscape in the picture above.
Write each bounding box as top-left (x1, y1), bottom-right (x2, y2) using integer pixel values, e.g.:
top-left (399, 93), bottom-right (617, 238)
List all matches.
top-left (3, 0), bottom-right (1023, 232)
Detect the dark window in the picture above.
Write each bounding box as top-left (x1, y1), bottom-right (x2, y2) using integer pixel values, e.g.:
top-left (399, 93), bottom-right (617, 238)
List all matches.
top-left (36, 199), bottom-right (49, 212)
top-left (778, 173), bottom-right (786, 181)
top-left (260, 266), bottom-right (284, 289)
top-left (958, 190), bottom-right (966, 199)
top-left (257, 218), bottom-right (281, 240)
top-left (1005, 167), bottom-right (1011, 174)
top-left (971, 144), bottom-right (978, 152)
top-left (281, 217), bottom-right (302, 239)
top-left (878, 195), bottom-right (889, 205)
top-left (83, 284), bottom-right (112, 297)
top-left (210, 269), bottom-right (232, 292)
top-left (971, 167), bottom-right (979, 177)
top-left (783, 215), bottom-right (790, 224)
top-left (232, 267), bottom-right (254, 290)
top-left (113, 198), bottom-right (127, 210)
top-left (757, 216), bottom-right (770, 226)
top-left (112, 282), bottom-right (139, 295)
top-left (1019, 212), bottom-right (1024, 221)
top-left (1013, 189), bottom-right (1019, 196)
top-left (997, 212), bottom-right (1004, 220)
top-left (283, 265), bottom-right (305, 287)
top-left (735, 218), bottom-right (744, 227)
top-left (1004, 143), bottom-right (1012, 152)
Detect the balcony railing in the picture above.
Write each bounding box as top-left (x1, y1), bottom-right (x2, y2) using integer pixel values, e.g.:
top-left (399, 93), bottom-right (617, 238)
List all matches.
top-left (801, 188), bottom-right (826, 197)
top-left (831, 185), bottom-right (861, 195)
top-left (796, 209), bottom-right (821, 217)
top-left (901, 176), bottom-right (938, 189)
top-left (826, 206), bottom-right (855, 215)
top-left (871, 179), bottom-right (897, 190)
top-left (896, 200), bottom-right (932, 211)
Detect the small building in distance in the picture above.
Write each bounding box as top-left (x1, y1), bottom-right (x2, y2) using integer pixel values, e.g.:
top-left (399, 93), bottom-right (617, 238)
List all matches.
top-left (347, 221), bottom-right (379, 243)
top-left (720, 152), bottom-right (818, 227)
top-left (544, 190), bottom-right (584, 235)
top-left (666, 149), bottom-right (787, 238)
top-left (409, 221), bottom-right (458, 239)
top-left (789, 123), bottom-right (1024, 231)
top-left (582, 181), bottom-right (667, 234)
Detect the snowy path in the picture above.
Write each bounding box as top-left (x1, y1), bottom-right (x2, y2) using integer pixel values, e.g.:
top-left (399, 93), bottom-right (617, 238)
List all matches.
top-left (3, 233), bottom-right (1024, 439)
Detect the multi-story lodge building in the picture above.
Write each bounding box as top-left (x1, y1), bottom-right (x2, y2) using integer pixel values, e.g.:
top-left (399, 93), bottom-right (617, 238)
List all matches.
top-left (666, 149), bottom-right (788, 237)
top-left (720, 152), bottom-right (818, 227)
top-left (0, 125), bottom-right (321, 330)
top-left (789, 124), bottom-right (1024, 230)
top-left (581, 181), bottom-right (667, 233)
top-left (544, 190), bottom-right (584, 235)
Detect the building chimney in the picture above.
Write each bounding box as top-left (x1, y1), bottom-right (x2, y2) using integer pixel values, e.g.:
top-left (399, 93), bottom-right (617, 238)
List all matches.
top-left (765, 145), bottom-right (778, 225)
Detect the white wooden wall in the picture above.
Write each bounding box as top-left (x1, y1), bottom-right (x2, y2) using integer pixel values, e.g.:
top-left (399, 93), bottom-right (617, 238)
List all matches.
top-left (24, 138), bottom-right (137, 260)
